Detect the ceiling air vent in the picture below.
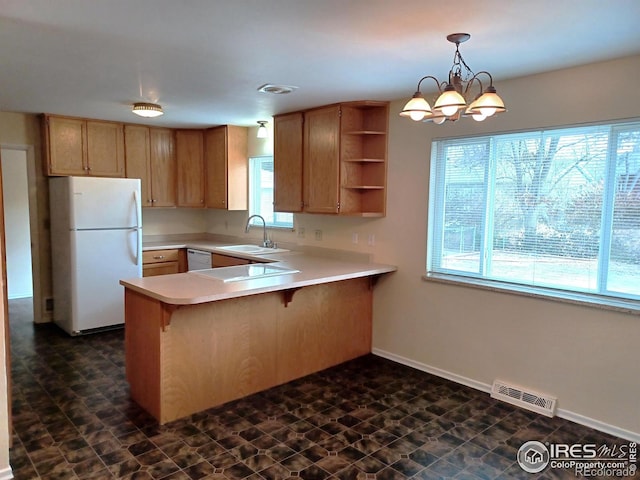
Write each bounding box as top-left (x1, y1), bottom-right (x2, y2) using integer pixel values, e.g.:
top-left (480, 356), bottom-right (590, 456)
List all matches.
top-left (491, 380), bottom-right (557, 417)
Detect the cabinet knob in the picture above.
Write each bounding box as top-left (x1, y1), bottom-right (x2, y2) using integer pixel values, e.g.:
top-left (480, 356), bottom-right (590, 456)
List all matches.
top-left (153, 255), bottom-right (165, 259)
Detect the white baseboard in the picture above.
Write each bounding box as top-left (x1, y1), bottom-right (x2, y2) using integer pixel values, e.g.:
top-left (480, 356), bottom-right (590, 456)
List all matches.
top-left (371, 348), bottom-right (640, 443)
top-left (0, 465), bottom-right (13, 480)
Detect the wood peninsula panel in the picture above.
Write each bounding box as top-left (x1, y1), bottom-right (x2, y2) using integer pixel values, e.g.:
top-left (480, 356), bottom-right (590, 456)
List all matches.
top-left (276, 279), bottom-right (371, 383)
top-left (125, 290), bottom-right (164, 420)
top-left (162, 295), bottom-right (278, 422)
top-left (124, 277), bottom-right (372, 424)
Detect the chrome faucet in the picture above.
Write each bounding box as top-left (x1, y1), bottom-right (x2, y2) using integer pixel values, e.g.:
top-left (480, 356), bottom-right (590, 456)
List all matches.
top-left (245, 214), bottom-right (273, 248)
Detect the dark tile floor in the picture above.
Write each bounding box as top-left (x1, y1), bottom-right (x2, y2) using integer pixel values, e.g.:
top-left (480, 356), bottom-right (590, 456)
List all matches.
top-left (7, 298), bottom-right (631, 479)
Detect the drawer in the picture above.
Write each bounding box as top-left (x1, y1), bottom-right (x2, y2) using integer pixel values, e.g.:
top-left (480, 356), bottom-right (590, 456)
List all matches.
top-left (143, 249), bottom-right (180, 264)
top-left (143, 262), bottom-right (180, 277)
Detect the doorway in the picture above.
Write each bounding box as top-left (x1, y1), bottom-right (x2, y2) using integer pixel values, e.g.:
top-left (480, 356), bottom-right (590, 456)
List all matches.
top-left (0, 148), bottom-right (33, 300)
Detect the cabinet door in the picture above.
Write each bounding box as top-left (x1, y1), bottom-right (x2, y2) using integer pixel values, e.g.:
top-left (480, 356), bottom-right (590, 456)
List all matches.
top-left (226, 126), bottom-right (248, 211)
top-left (205, 126), bottom-right (227, 209)
top-left (303, 105), bottom-right (340, 213)
top-left (149, 128), bottom-right (176, 207)
top-left (176, 130), bottom-right (205, 207)
top-left (273, 112), bottom-right (303, 212)
top-left (124, 125), bottom-right (153, 207)
top-left (86, 120), bottom-right (125, 177)
top-left (205, 126), bottom-right (248, 210)
top-left (45, 116), bottom-right (87, 176)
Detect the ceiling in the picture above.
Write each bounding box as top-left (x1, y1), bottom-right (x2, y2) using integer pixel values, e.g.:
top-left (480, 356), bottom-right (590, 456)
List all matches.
top-left (1, 0), bottom-right (640, 129)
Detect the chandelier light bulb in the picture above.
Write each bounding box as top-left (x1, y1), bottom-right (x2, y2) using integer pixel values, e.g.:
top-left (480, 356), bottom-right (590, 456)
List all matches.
top-left (400, 93), bottom-right (431, 121)
top-left (434, 86), bottom-right (466, 117)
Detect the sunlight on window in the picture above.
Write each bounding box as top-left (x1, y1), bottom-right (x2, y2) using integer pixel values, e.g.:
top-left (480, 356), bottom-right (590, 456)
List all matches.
top-left (249, 156), bottom-right (294, 228)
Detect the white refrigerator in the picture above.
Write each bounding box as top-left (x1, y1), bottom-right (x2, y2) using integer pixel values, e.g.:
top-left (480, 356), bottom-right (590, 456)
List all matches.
top-left (50, 176), bottom-right (142, 335)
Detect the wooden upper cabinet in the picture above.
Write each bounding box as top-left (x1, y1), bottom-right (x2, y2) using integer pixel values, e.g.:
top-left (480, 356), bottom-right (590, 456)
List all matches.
top-left (303, 105), bottom-right (341, 214)
top-left (43, 115), bottom-right (124, 177)
top-left (44, 116), bottom-right (86, 176)
top-left (274, 112), bottom-right (304, 213)
top-left (273, 101), bottom-right (389, 217)
top-left (85, 120), bottom-right (125, 177)
top-left (149, 128), bottom-right (176, 208)
top-left (125, 125), bottom-right (176, 207)
top-left (124, 125), bottom-right (153, 207)
top-left (176, 130), bottom-right (205, 208)
top-left (204, 125), bottom-right (248, 210)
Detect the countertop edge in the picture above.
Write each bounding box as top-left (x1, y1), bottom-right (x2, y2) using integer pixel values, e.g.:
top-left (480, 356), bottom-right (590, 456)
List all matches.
top-left (121, 265), bottom-right (396, 305)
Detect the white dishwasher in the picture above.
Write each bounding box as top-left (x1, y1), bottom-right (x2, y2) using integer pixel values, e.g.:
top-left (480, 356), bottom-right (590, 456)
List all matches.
top-left (187, 249), bottom-right (212, 271)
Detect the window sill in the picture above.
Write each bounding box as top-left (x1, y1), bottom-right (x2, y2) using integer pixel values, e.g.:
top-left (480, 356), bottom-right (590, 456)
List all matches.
top-left (423, 273), bottom-right (640, 315)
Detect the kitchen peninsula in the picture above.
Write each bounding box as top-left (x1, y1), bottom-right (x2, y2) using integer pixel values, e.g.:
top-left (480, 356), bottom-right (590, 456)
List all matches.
top-left (120, 243), bottom-right (396, 424)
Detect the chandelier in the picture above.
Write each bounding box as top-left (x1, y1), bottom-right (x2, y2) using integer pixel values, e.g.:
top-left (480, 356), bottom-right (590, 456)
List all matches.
top-left (400, 33), bottom-right (506, 124)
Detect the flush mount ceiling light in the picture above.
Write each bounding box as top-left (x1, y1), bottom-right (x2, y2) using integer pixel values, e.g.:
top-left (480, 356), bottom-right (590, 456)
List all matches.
top-left (256, 121), bottom-right (268, 138)
top-left (400, 33), bottom-right (506, 124)
top-left (132, 102), bottom-right (164, 118)
top-left (257, 84), bottom-right (298, 95)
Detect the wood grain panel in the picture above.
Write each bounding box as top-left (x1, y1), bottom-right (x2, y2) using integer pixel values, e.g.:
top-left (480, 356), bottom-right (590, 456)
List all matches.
top-left (274, 112), bottom-right (304, 212)
top-left (303, 105), bottom-right (340, 213)
top-left (176, 130), bottom-right (205, 207)
top-left (124, 125), bottom-right (152, 206)
top-left (161, 294), bottom-right (278, 423)
top-left (86, 120), bottom-right (125, 177)
top-left (125, 290), bottom-right (164, 420)
top-left (276, 278), bottom-right (372, 383)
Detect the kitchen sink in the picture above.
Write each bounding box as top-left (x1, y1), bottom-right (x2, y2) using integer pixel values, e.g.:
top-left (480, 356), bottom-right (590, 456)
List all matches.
top-left (217, 244), bottom-right (289, 255)
top-left (190, 264), bottom-right (299, 283)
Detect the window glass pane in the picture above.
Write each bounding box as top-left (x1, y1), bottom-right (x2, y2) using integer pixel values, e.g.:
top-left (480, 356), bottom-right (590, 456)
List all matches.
top-left (428, 120), bottom-right (640, 306)
top-left (608, 128), bottom-right (640, 295)
top-left (490, 129), bottom-right (608, 291)
top-left (249, 157), bottom-right (293, 228)
top-left (438, 141), bottom-right (488, 274)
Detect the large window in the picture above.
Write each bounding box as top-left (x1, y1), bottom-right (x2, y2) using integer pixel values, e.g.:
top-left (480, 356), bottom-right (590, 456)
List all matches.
top-left (427, 121), bottom-right (640, 309)
top-left (248, 156), bottom-right (293, 229)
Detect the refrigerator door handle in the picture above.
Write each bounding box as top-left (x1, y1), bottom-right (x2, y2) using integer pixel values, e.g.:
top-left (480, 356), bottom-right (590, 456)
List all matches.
top-left (134, 189), bottom-right (142, 265)
top-left (134, 189), bottom-right (141, 229)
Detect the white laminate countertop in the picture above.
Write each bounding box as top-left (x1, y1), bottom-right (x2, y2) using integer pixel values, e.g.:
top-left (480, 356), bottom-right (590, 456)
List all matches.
top-left (121, 241), bottom-right (397, 305)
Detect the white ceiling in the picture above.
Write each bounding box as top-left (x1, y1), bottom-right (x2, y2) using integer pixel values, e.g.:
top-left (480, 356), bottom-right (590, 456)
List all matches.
top-left (1, 0), bottom-right (640, 128)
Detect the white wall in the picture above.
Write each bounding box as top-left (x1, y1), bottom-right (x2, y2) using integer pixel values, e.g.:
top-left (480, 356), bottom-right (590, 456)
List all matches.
top-left (1, 148), bottom-right (33, 299)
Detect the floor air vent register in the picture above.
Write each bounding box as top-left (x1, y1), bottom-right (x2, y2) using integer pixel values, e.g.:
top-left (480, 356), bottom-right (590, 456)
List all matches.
top-left (491, 379), bottom-right (557, 417)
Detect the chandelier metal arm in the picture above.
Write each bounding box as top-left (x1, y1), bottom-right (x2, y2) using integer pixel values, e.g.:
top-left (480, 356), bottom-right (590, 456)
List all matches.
top-left (470, 71), bottom-right (495, 87)
top-left (415, 75), bottom-right (445, 94)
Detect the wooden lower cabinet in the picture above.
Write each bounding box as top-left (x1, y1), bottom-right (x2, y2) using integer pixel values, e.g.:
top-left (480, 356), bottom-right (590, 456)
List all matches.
top-left (142, 249), bottom-right (186, 277)
top-left (124, 277), bottom-right (372, 423)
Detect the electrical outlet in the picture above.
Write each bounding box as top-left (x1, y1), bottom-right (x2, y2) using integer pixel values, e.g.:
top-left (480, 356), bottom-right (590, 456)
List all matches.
top-left (315, 229), bottom-right (323, 241)
top-left (297, 227), bottom-right (305, 238)
top-left (368, 234), bottom-right (375, 246)
top-left (352, 233), bottom-right (359, 244)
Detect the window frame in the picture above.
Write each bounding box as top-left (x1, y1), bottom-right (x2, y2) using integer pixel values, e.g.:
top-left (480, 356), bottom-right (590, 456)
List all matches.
top-left (248, 155), bottom-right (294, 230)
top-left (426, 119), bottom-right (640, 313)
